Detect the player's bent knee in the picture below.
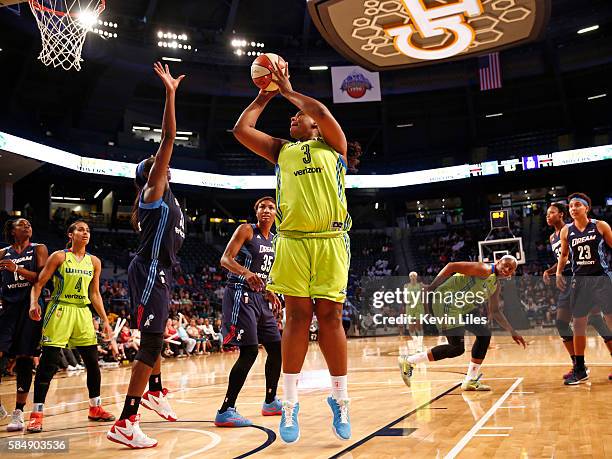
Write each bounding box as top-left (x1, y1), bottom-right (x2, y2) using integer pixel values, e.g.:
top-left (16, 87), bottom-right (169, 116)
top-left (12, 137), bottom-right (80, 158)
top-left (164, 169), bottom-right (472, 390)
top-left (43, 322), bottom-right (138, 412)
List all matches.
top-left (135, 332), bottom-right (164, 367)
top-left (37, 347), bottom-right (62, 383)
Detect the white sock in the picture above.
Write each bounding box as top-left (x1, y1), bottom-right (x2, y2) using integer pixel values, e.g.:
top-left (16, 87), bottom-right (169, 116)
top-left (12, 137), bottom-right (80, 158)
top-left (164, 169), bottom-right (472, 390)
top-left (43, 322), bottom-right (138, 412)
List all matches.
top-left (331, 375), bottom-right (349, 401)
top-left (283, 373), bottom-right (300, 404)
top-left (89, 396), bottom-right (101, 407)
top-left (407, 351), bottom-right (429, 364)
top-left (33, 403), bottom-right (44, 413)
top-left (465, 361), bottom-right (481, 381)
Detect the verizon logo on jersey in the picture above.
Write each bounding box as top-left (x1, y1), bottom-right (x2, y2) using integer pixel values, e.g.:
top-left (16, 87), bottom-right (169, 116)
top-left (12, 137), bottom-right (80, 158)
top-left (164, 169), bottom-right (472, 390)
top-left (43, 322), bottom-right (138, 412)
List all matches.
top-left (294, 166), bottom-right (323, 176)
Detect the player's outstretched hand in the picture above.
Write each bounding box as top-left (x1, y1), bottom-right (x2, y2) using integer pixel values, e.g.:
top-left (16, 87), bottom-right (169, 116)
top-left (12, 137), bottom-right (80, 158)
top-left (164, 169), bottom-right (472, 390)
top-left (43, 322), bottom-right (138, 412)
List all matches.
top-left (512, 333), bottom-right (527, 348)
top-left (245, 271), bottom-right (265, 292)
top-left (555, 275), bottom-right (566, 291)
top-left (154, 61), bottom-right (185, 93)
top-left (29, 303), bottom-right (42, 321)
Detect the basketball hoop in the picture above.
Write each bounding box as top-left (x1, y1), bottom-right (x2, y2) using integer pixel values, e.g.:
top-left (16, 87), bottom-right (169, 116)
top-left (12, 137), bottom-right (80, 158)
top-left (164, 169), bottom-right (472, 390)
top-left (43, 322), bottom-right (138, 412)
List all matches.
top-left (28, 0), bottom-right (105, 71)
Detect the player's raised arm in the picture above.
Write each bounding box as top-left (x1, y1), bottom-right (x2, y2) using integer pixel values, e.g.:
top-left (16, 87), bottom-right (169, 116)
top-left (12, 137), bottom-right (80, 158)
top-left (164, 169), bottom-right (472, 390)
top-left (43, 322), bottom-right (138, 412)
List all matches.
top-left (144, 62), bottom-right (185, 203)
top-left (233, 90), bottom-right (287, 164)
top-left (270, 63), bottom-right (347, 161)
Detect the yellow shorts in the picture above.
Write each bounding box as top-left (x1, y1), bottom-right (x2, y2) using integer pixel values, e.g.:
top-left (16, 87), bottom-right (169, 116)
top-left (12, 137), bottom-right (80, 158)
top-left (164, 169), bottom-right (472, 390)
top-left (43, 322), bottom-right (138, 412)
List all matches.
top-left (267, 233), bottom-right (350, 303)
top-left (41, 303), bottom-right (97, 348)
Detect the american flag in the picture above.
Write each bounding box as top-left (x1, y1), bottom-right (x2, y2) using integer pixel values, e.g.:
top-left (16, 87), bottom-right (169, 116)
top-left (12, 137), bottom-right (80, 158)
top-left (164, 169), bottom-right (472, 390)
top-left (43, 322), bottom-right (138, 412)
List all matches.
top-left (478, 52), bottom-right (502, 91)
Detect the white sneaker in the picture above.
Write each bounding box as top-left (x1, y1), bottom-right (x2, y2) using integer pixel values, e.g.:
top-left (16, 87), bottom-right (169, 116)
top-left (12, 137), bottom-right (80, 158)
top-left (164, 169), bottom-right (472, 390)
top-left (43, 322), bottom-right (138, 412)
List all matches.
top-left (75, 364), bottom-right (85, 370)
top-left (7, 409), bottom-right (24, 432)
top-left (140, 388), bottom-right (177, 421)
top-left (106, 414), bottom-right (157, 449)
top-left (66, 365), bottom-right (77, 371)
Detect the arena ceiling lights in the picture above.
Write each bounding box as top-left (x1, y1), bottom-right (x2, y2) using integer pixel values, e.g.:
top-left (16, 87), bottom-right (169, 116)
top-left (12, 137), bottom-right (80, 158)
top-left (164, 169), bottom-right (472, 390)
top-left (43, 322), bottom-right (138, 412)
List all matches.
top-left (157, 30), bottom-right (192, 50)
top-left (231, 38), bottom-right (265, 57)
top-left (0, 131), bottom-right (610, 190)
top-left (307, 0), bottom-right (551, 71)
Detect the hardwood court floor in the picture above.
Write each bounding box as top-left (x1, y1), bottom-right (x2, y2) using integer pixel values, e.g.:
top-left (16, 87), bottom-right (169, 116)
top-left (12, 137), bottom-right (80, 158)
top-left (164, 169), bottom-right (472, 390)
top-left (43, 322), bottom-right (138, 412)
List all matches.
top-left (0, 335), bottom-right (611, 458)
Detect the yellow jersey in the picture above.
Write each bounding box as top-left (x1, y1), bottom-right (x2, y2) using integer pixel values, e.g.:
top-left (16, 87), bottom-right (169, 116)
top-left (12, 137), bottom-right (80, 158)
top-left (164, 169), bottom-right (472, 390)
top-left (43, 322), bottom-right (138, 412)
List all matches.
top-left (51, 250), bottom-right (94, 307)
top-left (275, 138), bottom-right (351, 237)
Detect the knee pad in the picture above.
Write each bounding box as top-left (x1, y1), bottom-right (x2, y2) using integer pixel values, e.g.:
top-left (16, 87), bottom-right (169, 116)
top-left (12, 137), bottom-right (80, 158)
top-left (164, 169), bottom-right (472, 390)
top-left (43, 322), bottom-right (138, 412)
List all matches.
top-left (15, 357), bottom-right (34, 394)
top-left (555, 319), bottom-right (573, 342)
top-left (135, 333), bottom-right (164, 367)
top-left (471, 335), bottom-right (491, 360)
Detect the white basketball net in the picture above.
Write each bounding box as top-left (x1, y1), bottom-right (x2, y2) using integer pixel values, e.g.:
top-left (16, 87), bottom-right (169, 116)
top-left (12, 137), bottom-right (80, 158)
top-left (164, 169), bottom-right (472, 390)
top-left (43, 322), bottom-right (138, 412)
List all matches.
top-left (29, 0), bottom-right (105, 71)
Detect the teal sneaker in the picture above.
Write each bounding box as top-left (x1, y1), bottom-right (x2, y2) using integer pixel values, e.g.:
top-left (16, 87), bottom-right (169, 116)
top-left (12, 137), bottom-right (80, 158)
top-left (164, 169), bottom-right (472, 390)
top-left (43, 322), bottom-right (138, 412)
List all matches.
top-left (214, 407), bottom-right (252, 427)
top-left (327, 397), bottom-right (351, 441)
top-left (279, 401), bottom-right (300, 443)
top-left (262, 397), bottom-right (282, 416)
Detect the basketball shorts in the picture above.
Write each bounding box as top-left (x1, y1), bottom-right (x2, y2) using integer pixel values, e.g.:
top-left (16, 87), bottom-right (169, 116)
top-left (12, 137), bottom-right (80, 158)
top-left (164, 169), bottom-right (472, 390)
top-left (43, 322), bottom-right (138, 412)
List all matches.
top-left (42, 303), bottom-right (97, 348)
top-left (0, 299), bottom-right (43, 356)
top-left (128, 257), bottom-right (172, 334)
top-left (570, 276), bottom-right (612, 318)
top-left (431, 293), bottom-right (479, 333)
top-left (267, 233), bottom-right (350, 303)
top-left (222, 285), bottom-right (280, 346)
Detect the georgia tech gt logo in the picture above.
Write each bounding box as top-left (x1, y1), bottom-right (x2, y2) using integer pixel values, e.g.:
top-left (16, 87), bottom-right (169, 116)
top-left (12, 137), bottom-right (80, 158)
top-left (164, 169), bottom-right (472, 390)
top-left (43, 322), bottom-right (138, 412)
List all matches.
top-left (386, 0), bottom-right (482, 60)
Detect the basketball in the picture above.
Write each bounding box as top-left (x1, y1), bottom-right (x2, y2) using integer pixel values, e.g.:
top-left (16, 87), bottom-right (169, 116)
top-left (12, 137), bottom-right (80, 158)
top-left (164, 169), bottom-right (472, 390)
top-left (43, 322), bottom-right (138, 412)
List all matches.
top-left (251, 53), bottom-right (286, 92)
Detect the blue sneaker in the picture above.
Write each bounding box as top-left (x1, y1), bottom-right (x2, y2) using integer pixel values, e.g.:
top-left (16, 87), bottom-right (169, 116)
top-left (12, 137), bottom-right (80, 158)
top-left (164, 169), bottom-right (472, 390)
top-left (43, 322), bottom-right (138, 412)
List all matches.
top-left (327, 396), bottom-right (351, 440)
top-left (214, 407), bottom-right (252, 427)
top-left (262, 397), bottom-right (282, 416)
top-left (279, 402), bottom-right (300, 443)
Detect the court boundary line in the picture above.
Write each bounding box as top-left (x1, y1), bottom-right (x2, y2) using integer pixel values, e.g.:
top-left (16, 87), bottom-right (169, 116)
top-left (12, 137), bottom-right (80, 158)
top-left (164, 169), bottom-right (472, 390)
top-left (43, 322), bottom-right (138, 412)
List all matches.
top-left (328, 383), bottom-right (461, 458)
top-left (443, 377), bottom-right (523, 459)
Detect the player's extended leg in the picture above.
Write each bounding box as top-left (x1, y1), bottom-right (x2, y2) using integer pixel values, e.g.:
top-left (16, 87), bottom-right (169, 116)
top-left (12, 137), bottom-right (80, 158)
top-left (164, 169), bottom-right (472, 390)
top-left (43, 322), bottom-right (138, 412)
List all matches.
top-left (314, 298), bottom-right (351, 441)
top-left (399, 328), bottom-right (465, 387)
top-left (27, 346), bottom-right (62, 433)
top-left (278, 295), bottom-right (314, 444)
top-left (461, 322), bottom-right (492, 391)
top-left (215, 344), bottom-right (258, 427)
top-left (77, 345), bottom-right (115, 422)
